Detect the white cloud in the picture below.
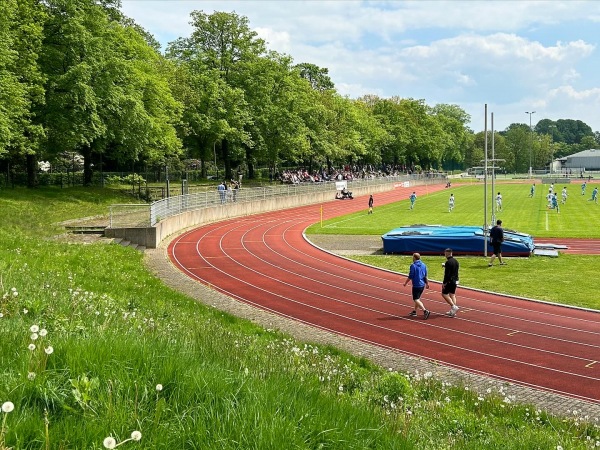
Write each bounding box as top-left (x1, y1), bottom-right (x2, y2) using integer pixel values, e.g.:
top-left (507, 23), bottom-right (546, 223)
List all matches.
top-left (120, 0), bottom-right (600, 132)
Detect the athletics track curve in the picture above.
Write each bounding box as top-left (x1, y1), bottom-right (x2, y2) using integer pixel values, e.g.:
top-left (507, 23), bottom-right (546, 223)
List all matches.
top-left (168, 184), bottom-right (600, 404)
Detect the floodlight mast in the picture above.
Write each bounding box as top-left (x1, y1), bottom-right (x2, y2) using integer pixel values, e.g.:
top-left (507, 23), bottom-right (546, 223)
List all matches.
top-left (481, 112), bottom-right (506, 229)
top-left (484, 105), bottom-right (488, 257)
top-left (491, 113), bottom-right (495, 226)
top-left (525, 111), bottom-right (536, 177)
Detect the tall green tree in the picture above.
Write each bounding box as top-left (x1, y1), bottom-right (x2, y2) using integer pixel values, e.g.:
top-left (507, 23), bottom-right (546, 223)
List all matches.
top-left (39, 0), bottom-right (181, 185)
top-left (0, 0), bottom-right (46, 186)
top-left (431, 104), bottom-right (472, 171)
top-left (503, 123), bottom-right (532, 173)
top-left (167, 11), bottom-right (263, 179)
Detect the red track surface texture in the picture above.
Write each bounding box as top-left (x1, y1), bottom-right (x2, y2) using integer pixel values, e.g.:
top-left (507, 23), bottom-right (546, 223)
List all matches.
top-left (168, 185), bottom-right (600, 403)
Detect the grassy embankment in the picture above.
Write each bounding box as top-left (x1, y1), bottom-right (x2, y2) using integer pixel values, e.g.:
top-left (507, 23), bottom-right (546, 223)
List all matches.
top-left (0, 186), bottom-right (598, 449)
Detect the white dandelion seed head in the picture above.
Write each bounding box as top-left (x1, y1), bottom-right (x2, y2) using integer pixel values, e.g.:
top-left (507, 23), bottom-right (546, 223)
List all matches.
top-left (45, 346), bottom-right (54, 355)
top-left (131, 431), bottom-right (142, 441)
top-left (155, 384), bottom-right (163, 392)
top-left (2, 401), bottom-right (15, 413)
top-left (30, 325), bottom-right (39, 333)
top-left (103, 437), bottom-right (117, 449)
top-left (31, 333), bottom-right (39, 341)
top-left (27, 372), bottom-right (36, 380)
top-left (23, 308), bottom-right (28, 314)
top-left (28, 343), bottom-right (36, 351)
top-left (39, 329), bottom-right (48, 337)
top-left (0, 313), bottom-right (3, 318)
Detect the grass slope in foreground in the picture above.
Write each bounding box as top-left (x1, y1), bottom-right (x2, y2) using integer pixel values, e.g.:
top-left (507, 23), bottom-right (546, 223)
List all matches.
top-left (0, 187), bottom-right (598, 449)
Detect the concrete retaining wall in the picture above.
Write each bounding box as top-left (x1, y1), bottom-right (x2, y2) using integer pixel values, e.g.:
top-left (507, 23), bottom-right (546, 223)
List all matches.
top-left (105, 178), bottom-right (439, 248)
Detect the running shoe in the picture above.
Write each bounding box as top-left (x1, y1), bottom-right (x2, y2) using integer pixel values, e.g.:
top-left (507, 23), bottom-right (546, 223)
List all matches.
top-left (408, 310), bottom-right (417, 317)
top-left (423, 310), bottom-right (430, 320)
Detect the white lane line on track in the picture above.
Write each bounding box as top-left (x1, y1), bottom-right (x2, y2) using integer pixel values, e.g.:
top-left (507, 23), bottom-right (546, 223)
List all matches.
top-left (172, 236), bottom-right (600, 387)
top-left (170, 220), bottom-right (600, 376)
top-left (191, 281), bottom-right (599, 403)
top-left (174, 208), bottom-right (600, 353)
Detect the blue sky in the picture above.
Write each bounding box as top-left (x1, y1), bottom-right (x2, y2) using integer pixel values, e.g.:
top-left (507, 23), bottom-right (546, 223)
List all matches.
top-left (120, 0), bottom-right (600, 133)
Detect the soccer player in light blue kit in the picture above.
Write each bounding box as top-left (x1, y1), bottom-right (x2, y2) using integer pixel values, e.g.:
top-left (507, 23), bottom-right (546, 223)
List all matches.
top-left (590, 187), bottom-right (598, 204)
top-left (409, 191), bottom-right (417, 209)
top-left (551, 193), bottom-right (559, 213)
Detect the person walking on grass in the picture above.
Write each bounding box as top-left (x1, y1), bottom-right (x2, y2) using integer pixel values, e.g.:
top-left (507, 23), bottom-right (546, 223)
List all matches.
top-left (529, 183), bottom-right (535, 197)
top-left (582, 181), bottom-right (587, 196)
top-left (448, 193), bottom-right (455, 212)
top-left (368, 194), bottom-right (374, 214)
top-left (409, 191), bottom-right (417, 210)
top-left (495, 192), bottom-right (502, 212)
top-left (488, 219), bottom-right (506, 267)
top-left (441, 248), bottom-right (460, 317)
top-left (403, 253), bottom-right (431, 319)
top-left (561, 186), bottom-right (568, 204)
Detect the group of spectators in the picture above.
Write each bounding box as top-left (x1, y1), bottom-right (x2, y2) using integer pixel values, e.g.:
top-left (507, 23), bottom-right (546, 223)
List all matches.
top-left (217, 180), bottom-right (240, 203)
top-left (274, 165), bottom-right (445, 184)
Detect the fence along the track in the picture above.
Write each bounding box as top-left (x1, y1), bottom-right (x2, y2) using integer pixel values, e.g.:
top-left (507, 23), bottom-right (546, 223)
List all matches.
top-left (109, 173), bottom-right (447, 228)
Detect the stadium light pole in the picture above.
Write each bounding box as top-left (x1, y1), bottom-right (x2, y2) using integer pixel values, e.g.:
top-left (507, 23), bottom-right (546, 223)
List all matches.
top-left (525, 111), bottom-right (536, 178)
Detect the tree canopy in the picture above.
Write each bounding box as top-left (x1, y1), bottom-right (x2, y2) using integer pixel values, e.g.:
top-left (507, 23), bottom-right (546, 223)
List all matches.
top-left (1, 2), bottom-right (597, 186)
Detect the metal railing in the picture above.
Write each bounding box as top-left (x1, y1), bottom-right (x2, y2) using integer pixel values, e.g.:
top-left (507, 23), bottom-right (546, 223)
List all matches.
top-left (109, 173), bottom-right (447, 228)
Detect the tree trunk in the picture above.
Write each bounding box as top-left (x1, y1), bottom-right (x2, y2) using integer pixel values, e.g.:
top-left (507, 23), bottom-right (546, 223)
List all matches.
top-left (82, 145), bottom-right (93, 186)
top-left (26, 153), bottom-right (38, 188)
top-left (222, 139), bottom-right (232, 180)
top-left (245, 145), bottom-right (255, 179)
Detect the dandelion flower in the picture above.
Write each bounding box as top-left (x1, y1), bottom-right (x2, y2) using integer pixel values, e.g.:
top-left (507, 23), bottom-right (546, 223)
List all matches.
top-left (31, 333), bottom-right (39, 340)
top-left (39, 329), bottom-right (48, 337)
top-left (28, 343), bottom-right (36, 351)
top-left (103, 437), bottom-right (117, 449)
top-left (45, 346), bottom-right (54, 355)
top-left (30, 325), bottom-right (39, 333)
top-left (0, 313), bottom-right (3, 318)
top-left (23, 308), bottom-right (28, 314)
top-left (155, 384), bottom-right (163, 392)
top-left (28, 372), bottom-right (36, 380)
top-left (131, 430), bottom-right (142, 441)
top-left (2, 401), bottom-right (15, 413)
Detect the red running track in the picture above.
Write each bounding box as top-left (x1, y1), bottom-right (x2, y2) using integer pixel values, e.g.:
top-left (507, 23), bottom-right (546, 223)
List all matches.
top-left (168, 184), bottom-right (600, 403)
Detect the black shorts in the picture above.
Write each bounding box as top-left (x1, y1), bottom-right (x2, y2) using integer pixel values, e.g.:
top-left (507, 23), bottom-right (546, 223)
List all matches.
top-left (411, 286), bottom-right (425, 301)
top-left (442, 282), bottom-right (457, 295)
top-left (492, 241), bottom-right (502, 256)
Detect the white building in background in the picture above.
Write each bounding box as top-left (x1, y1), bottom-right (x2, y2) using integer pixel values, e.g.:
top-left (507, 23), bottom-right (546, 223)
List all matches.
top-left (553, 149), bottom-right (600, 175)
top-left (562, 149), bottom-right (600, 171)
